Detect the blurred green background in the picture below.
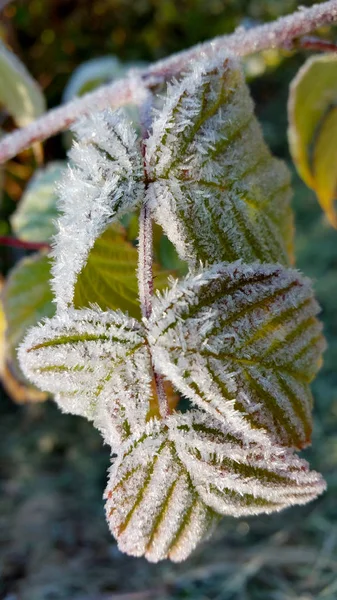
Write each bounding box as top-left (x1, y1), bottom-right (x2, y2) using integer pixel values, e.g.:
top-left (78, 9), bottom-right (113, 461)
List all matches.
top-left (1, 1), bottom-right (337, 599)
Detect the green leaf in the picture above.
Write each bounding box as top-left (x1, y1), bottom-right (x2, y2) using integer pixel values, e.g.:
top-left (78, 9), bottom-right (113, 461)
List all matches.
top-left (2, 252), bottom-right (55, 383)
top-left (146, 57), bottom-right (294, 267)
top-left (150, 262), bottom-right (325, 449)
top-left (10, 161), bottom-right (66, 243)
top-left (312, 106), bottom-right (337, 226)
top-left (73, 224), bottom-right (172, 319)
top-left (288, 53), bottom-right (337, 226)
top-left (51, 109), bottom-right (145, 311)
top-left (0, 40), bottom-right (46, 126)
top-left (62, 56), bottom-right (126, 102)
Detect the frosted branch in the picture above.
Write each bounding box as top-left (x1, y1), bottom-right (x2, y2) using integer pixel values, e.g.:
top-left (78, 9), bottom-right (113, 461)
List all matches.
top-left (138, 170), bottom-right (170, 418)
top-left (138, 204), bottom-right (154, 320)
top-left (0, 0), bottom-right (337, 163)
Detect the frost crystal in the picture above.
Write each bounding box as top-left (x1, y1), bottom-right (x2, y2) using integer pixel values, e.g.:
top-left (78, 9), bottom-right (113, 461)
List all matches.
top-left (51, 108), bottom-right (144, 310)
top-left (18, 307), bottom-right (151, 451)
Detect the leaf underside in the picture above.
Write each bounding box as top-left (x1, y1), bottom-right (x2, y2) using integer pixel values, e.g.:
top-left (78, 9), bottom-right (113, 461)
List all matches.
top-left (10, 161), bottom-right (66, 243)
top-left (0, 40), bottom-right (46, 126)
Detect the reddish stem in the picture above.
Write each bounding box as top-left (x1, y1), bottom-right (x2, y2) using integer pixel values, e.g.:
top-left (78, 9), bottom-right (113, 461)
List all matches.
top-left (285, 35), bottom-right (337, 52)
top-left (0, 236), bottom-right (49, 251)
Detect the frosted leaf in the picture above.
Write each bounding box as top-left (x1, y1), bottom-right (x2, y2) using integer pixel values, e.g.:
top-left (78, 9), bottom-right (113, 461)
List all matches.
top-left (105, 415), bottom-right (325, 562)
top-left (145, 56), bottom-right (293, 267)
top-left (149, 262), bottom-right (325, 449)
top-left (18, 307), bottom-right (152, 448)
top-left (169, 411), bottom-right (326, 517)
top-left (104, 423), bottom-right (218, 563)
top-left (51, 108), bottom-right (144, 310)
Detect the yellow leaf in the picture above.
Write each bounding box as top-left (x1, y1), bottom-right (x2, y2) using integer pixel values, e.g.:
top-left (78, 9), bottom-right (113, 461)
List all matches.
top-left (288, 53), bottom-right (337, 226)
top-left (312, 106), bottom-right (337, 227)
top-left (74, 224), bottom-right (174, 319)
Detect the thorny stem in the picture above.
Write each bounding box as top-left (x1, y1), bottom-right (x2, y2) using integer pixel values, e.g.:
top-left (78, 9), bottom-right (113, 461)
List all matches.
top-left (0, 0), bottom-right (337, 163)
top-left (138, 101), bottom-right (170, 419)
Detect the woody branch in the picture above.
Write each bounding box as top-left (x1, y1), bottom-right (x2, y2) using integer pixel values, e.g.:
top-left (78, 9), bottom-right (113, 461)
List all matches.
top-left (0, 0), bottom-right (336, 164)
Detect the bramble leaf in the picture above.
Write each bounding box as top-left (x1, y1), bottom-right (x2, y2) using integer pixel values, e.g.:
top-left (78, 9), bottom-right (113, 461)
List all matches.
top-left (149, 262), bottom-right (325, 449)
top-left (10, 161), bottom-right (66, 243)
top-left (105, 422), bottom-right (218, 563)
top-left (145, 56), bottom-right (294, 266)
top-left (19, 260), bottom-right (326, 561)
top-left (51, 108), bottom-right (144, 310)
top-left (73, 224), bottom-right (173, 319)
top-left (0, 40), bottom-right (46, 126)
top-left (62, 56), bottom-right (126, 102)
top-left (105, 413), bottom-right (325, 563)
top-left (2, 252), bottom-right (55, 388)
top-left (288, 53), bottom-right (337, 226)
top-left (16, 69), bottom-right (326, 563)
top-left (18, 307), bottom-right (151, 449)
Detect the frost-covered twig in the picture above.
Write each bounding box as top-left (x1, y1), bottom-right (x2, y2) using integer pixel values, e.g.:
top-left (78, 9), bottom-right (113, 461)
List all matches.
top-left (0, 0), bottom-right (336, 163)
top-left (138, 204), bottom-right (153, 321)
top-left (138, 94), bottom-right (170, 418)
top-left (138, 205), bottom-right (171, 418)
top-left (0, 77), bottom-right (145, 165)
